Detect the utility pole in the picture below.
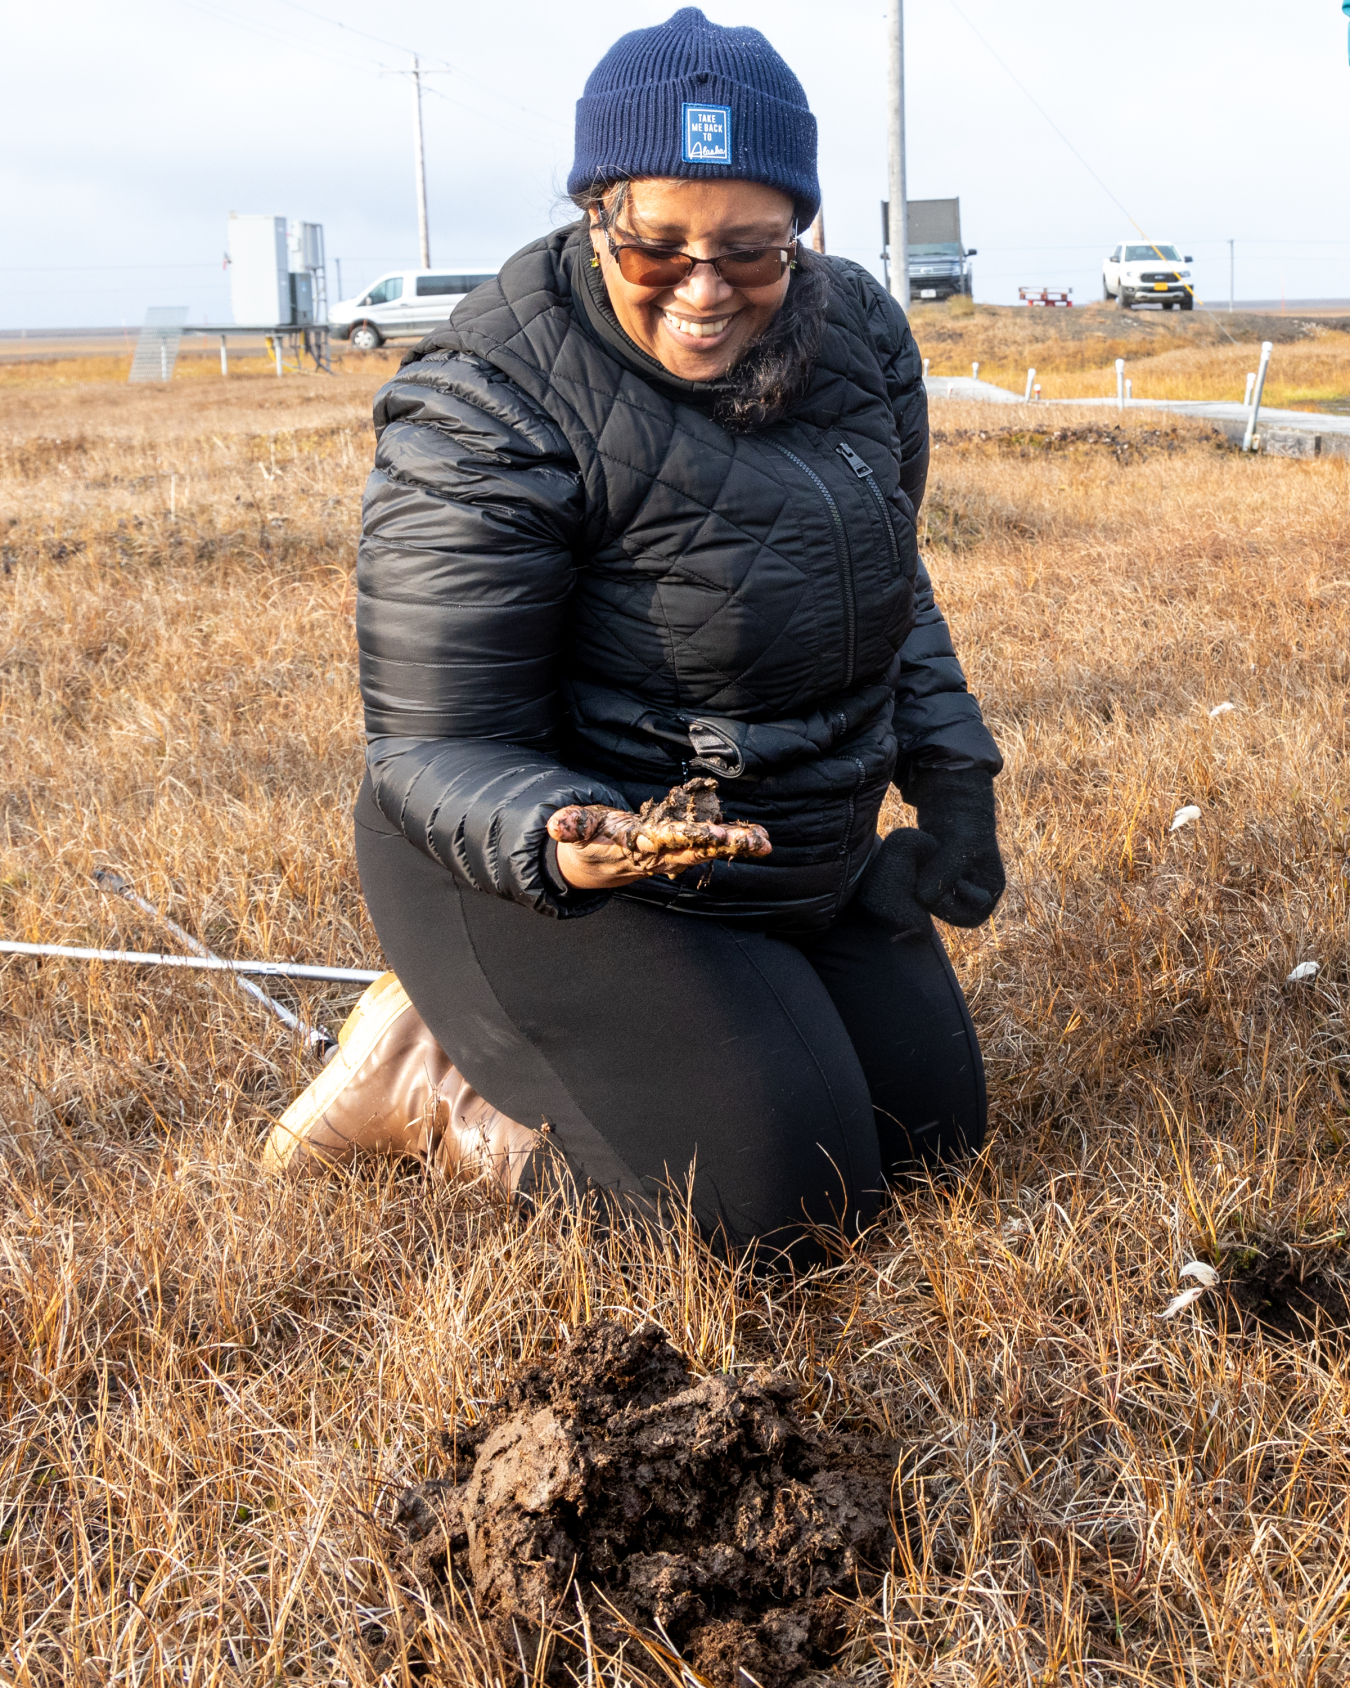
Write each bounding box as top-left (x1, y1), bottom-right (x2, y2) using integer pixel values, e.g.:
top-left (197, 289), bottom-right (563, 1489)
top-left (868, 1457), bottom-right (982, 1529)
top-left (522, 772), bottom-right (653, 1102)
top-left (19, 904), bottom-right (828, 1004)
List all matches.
top-left (886, 0), bottom-right (910, 308)
top-left (384, 57), bottom-right (439, 269)
top-left (411, 55), bottom-right (430, 270)
top-left (1228, 238), bottom-right (1234, 314)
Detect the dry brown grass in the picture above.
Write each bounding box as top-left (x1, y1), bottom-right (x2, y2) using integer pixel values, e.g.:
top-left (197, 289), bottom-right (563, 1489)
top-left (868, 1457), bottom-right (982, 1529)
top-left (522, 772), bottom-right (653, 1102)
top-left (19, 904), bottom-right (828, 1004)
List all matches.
top-left (3, 353), bottom-right (1350, 1685)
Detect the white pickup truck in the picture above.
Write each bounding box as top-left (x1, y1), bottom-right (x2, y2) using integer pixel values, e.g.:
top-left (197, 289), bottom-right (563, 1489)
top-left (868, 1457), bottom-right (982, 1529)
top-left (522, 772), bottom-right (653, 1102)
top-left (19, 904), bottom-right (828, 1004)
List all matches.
top-left (1102, 242), bottom-right (1194, 311)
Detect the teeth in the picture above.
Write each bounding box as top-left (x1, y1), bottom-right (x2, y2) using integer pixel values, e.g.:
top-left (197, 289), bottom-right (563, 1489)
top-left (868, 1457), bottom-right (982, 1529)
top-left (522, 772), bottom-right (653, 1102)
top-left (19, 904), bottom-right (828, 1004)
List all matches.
top-left (663, 312), bottom-right (730, 339)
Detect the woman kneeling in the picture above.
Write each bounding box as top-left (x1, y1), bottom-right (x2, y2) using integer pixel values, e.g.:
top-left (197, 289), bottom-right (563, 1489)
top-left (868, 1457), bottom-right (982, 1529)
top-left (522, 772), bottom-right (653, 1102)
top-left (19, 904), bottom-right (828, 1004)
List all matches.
top-left (265, 8), bottom-right (1005, 1268)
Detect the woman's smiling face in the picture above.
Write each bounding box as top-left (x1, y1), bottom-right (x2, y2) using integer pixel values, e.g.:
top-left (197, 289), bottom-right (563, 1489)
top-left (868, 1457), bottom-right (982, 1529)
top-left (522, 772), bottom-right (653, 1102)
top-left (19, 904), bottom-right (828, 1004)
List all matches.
top-left (589, 177), bottom-right (796, 382)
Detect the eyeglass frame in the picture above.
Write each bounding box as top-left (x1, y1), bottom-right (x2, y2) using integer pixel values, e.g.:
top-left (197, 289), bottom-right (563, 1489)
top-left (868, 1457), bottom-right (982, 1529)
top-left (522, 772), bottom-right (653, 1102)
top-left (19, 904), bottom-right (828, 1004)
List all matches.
top-left (596, 211), bottom-right (799, 289)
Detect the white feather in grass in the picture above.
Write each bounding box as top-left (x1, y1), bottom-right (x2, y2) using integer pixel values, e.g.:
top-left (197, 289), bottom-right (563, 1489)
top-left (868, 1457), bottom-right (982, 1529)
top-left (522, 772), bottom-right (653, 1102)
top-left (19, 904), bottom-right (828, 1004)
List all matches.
top-left (1160, 1261), bottom-right (1220, 1318)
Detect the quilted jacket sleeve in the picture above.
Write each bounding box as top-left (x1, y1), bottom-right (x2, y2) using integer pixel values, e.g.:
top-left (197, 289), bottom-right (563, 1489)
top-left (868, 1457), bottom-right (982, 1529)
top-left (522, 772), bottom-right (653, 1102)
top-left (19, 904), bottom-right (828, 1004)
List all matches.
top-left (845, 266), bottom-right (1002, 784)
top-left (892, 555), bottom-right (1003, 785)
top-left (852, 266), bottom-right (931, 512)
top-left (357, 351), bottom-right (628, 916)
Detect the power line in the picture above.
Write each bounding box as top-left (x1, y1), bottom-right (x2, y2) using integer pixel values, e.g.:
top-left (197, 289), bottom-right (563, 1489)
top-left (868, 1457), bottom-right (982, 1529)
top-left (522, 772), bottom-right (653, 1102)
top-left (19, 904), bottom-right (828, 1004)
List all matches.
top-left (940, 0), bottom-right (1245, 340)
top-left (259, 0), bottom-right (568, 130)
top-left (943, 0), bottom-right (1139, 229)
top-left (266, 0), bottom-right (440, 62)
top-left (173, 0), bottom-right (383, 75)
top-left (0, 263), bottom-right (222, 273)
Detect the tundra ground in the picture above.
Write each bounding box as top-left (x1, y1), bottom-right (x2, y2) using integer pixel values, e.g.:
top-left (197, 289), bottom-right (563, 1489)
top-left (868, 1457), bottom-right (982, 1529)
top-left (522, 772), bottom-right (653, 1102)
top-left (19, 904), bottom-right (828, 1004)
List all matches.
top-left (2, 336), bottom-right (1349, 1685)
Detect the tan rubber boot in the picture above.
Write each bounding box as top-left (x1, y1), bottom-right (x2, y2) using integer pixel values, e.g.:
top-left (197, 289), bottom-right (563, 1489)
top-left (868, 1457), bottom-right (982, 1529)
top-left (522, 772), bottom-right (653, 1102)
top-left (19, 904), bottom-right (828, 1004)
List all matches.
top-left (261, 971), bottom-right (539, 1193)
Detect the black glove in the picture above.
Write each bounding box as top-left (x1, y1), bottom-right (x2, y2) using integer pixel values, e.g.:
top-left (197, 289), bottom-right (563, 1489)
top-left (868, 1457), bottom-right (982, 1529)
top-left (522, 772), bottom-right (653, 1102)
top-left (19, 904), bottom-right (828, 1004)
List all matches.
top-left (860, 770), bottom-right (1005, 934)
top-left (903, 767), bottom-right (1005, 928)
top-left (857, 826), bottom-right (939, 937)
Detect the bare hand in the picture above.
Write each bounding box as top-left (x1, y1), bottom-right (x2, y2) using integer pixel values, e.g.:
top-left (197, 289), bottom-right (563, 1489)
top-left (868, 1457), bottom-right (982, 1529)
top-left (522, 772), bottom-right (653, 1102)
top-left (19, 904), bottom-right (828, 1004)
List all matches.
top-left (547, 778), bottom-right (771, 892)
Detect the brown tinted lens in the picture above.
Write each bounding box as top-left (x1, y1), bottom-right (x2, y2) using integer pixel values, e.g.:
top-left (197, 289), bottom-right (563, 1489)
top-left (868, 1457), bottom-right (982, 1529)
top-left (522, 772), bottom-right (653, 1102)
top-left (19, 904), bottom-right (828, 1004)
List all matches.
top-left (716, 249), bottom-right (788, 286)
top-left (615, 247), bottom-right (694, 286)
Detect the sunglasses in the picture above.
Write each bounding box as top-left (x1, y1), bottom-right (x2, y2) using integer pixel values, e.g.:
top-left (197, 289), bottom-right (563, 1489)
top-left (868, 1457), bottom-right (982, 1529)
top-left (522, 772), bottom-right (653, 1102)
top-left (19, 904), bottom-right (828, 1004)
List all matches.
top-left (601, 223), bottom-right (796, 289)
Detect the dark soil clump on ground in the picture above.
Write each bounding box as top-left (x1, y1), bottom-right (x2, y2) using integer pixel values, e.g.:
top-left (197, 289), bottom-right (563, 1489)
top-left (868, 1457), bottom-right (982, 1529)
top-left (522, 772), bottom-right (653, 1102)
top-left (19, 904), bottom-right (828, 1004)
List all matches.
top-left (931, 423), bottom-right (1199, 461)
top-left (1215, 1245), bottom-right (1350, 1347)
top-left (384, 1321), bottom-right (900, 1688)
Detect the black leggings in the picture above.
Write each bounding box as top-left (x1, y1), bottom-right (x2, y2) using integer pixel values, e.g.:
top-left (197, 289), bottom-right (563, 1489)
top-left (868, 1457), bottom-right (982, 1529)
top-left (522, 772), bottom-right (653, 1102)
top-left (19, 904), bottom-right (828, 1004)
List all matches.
top-left (354, 776), bottom-right (985, 1264)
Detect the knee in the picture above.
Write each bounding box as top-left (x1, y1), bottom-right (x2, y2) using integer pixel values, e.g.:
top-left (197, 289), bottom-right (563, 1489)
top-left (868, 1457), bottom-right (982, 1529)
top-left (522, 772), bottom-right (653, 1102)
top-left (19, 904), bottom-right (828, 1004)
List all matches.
top-left (690, 1143), bottom-right (884, 1272)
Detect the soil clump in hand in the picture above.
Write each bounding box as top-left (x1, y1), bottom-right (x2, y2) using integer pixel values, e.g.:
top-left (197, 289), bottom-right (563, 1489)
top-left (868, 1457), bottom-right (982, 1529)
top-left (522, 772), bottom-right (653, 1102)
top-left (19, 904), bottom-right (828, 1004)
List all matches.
top-left (547, 778), bottom-right (771, 874)
top-left (386, 1321), bottom-right (899, 1688)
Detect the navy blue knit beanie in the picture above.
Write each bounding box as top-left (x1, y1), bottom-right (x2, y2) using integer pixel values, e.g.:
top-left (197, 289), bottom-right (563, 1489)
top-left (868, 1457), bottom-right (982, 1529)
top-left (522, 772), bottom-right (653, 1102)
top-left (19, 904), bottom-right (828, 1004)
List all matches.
top-left (569, 8), bottom-right (820, 229)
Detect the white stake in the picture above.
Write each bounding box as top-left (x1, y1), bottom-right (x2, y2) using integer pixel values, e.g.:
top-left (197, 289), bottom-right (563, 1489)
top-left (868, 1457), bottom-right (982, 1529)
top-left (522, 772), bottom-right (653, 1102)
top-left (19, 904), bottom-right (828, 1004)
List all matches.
top-left (1115, 358), bottom-right (1125, 412)
top-left (971, 361), bottom-right (979, 381)
top-left (1125, 378), bottom-right (1132, 403)
top-left (220, 333), bottom-right (229, 376)
top-left (1243, 341), bottom-right (1273, 453)
top-left (1243, 372), bottom-right (1255, 408)
top-left (922, 357), bottom-right (929, 378)
top-left (1024, 367), bottom-right (1035, 402)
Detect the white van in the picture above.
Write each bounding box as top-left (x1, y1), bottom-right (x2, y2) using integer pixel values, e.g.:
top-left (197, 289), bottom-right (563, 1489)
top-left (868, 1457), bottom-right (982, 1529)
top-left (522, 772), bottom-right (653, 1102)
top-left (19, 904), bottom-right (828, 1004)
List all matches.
top-left (331, 268), bottom-right (497, 348)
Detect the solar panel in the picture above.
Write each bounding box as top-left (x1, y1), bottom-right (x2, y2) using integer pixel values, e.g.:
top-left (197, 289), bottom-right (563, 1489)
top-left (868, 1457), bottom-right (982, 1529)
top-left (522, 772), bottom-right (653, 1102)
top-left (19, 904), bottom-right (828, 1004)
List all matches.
top-left (129, 307), bottom-right (190, 383)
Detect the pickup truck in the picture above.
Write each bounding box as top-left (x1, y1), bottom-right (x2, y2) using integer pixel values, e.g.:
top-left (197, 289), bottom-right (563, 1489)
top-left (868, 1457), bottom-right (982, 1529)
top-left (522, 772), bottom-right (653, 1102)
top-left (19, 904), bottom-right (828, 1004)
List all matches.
top-left (1102, 242), bottom-right (1194, 311)
top-left (883, 197), bottom-right (976, 302)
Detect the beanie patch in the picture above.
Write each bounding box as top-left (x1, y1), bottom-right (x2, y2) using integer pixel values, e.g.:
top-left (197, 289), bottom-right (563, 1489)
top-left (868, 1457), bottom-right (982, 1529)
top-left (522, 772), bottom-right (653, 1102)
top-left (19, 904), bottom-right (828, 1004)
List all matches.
top-left (681, 103), bottom-right (732, 164)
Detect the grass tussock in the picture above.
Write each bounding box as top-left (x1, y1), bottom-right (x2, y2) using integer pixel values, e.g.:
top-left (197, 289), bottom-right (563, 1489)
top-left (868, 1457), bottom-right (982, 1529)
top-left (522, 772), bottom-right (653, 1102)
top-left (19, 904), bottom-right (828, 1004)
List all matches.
top-left (2, 368), bottom-right (1350, 1685)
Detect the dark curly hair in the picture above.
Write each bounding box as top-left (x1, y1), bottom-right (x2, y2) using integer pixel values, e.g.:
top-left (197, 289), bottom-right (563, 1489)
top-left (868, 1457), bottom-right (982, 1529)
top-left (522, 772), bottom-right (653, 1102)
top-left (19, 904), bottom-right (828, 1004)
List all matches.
top-left (571, 179), bottom-right (831, 434)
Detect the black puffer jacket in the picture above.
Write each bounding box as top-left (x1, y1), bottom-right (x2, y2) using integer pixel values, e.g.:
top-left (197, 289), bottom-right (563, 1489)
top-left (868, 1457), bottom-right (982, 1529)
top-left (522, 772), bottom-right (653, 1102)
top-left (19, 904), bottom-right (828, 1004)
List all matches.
top-left (358, 224), bottom-right (1000, 932)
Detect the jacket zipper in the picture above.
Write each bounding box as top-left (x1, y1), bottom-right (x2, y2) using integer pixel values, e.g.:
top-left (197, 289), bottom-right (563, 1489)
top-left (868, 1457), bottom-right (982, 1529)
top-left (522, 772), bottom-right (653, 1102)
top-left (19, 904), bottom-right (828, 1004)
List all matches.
top-left (768, 441), bottom-right (856, 687)
top-left (835, 442), bottom-right (901, 579)
top-left (832, 756), bottom-right (868, 917)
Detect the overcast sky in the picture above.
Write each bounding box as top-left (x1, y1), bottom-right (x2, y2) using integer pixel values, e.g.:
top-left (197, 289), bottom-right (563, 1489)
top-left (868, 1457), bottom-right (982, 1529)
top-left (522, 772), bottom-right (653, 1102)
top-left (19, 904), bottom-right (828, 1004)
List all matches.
top-left (3, 0), bottom-right (1348, 329)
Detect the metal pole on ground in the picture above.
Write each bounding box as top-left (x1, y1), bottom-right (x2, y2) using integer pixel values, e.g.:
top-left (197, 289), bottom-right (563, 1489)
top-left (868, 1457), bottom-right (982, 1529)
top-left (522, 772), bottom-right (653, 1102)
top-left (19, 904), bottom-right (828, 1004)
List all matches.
top-left (1116, 358), bottom-right (1125, 412)
top-left (92, 868), bottom-right (338, 1051)
top-left (1024, 367), bottom-right (1035, 402)
top-left (0, 941), bottom-right (380, 985)
top-left (220, 334), bottom-right (228, 376)
top-left (885, 0), bottom-right (909, 309)
top-left (1242, 341), bottom-right (1273, 453)
top-left (411, 55), bottom-right (431, 270)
